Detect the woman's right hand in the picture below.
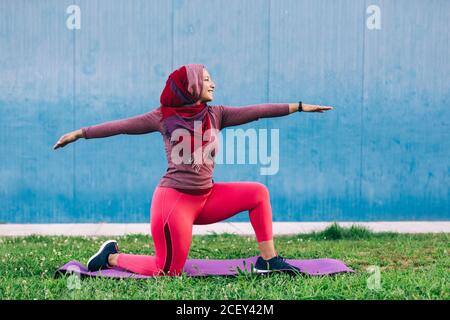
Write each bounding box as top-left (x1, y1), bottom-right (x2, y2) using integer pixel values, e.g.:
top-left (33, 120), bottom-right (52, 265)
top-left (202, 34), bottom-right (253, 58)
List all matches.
top-left (53, 129), bottom-right (84, 150)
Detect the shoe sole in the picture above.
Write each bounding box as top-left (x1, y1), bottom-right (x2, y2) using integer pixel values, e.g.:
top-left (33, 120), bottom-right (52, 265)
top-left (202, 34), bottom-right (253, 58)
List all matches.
top-left (86, 239), bottom-right (117, 270)
top-left (252, 267), bottom-right (301, 275)
top-left (252, 267), bottom-right (273, 274)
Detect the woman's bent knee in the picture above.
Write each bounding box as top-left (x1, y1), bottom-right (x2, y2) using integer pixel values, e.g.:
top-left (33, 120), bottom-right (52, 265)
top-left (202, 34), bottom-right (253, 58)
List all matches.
top-left (253, 182), bottom-right (270, 200)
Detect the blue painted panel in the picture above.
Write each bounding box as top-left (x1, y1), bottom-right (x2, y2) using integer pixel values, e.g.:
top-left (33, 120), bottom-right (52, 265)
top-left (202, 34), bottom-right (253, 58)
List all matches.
top-left (267, 0), bottom-right (365, 221)
top-left (0, 0), bottom-right (75, 223)
top-left (361, 0), bottom-right (450, 219)
top-left (73, 0), bottom-right (172, 222)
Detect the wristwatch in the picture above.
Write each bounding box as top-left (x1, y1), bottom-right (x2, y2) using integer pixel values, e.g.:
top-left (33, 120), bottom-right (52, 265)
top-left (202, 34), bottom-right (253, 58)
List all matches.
top-left (298, 101), bottom-right (303, 112)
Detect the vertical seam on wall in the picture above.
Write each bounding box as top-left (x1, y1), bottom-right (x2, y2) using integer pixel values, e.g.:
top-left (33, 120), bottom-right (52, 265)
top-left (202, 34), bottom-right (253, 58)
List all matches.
top-left (72, 2), bottom-right (77, 222)
top-left (265, 0), bottom-right (271, 189)
top-left (266, 0), bottom-right (271, 103)
top-left (171, 0), bottom-right (174, 70)
top-left (359, 1), bottom-right (367, 210)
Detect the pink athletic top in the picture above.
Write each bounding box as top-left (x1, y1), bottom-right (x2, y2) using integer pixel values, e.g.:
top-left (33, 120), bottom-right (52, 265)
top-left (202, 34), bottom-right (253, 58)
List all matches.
top-left (81, 103), bottom-right (290, 192)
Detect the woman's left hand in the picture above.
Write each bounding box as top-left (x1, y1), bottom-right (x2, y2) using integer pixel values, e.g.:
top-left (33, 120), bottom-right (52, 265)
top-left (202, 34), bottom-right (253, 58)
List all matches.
top-left (302, 104), bottom-right (333, 113)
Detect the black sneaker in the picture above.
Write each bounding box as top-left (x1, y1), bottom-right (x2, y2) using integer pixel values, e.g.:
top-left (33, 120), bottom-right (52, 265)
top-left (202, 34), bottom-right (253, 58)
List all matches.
top-left (253, 255), bottom-right (301, 275)
top-left (86, 240), bottom-right (119, 272)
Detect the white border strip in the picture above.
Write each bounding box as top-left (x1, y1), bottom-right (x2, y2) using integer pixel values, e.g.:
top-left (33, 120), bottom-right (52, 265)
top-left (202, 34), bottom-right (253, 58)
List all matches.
top-left (0, 222), bottom-right (449, 236)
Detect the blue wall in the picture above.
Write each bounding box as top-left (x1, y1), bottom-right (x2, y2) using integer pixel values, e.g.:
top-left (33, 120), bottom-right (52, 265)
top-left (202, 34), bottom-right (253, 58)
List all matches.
top-left (1, 0), bottom-right (449, 223)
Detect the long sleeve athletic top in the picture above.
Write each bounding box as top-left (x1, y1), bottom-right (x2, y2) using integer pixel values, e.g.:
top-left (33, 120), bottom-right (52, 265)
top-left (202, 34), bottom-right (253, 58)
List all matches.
top-left (81, 103), bottom-right (290, 193)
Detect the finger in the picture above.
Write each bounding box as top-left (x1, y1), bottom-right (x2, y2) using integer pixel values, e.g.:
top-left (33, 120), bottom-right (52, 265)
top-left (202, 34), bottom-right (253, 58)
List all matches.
top-left (54, 141), bottom-right (65, 149)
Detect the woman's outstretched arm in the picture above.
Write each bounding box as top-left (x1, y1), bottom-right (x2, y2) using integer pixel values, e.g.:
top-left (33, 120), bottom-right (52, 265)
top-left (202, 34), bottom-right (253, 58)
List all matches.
top-left (53, 108), bottom-right (162, 150)
top-left (81, 108), bottom-right (161, 139)
top-left (219, 102), bottom-right (333, 129)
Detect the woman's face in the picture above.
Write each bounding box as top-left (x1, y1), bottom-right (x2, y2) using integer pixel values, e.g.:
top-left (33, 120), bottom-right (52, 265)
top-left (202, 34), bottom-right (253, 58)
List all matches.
top-left (198, 68), bottom-right (215, 103)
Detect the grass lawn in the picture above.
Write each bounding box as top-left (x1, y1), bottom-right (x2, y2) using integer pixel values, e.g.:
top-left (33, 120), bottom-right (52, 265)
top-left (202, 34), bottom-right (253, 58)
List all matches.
top-left (0, 225), bottom-right (448, 300)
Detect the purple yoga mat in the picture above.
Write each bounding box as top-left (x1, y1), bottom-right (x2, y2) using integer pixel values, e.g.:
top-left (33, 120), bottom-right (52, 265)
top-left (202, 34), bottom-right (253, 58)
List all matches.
top-left (55, 256), bottom-right (353, 279)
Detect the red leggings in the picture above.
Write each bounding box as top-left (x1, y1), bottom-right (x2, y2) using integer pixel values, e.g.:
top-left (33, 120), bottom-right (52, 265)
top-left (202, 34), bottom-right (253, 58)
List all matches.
top-left (116, 182), bottom-right (273, 276)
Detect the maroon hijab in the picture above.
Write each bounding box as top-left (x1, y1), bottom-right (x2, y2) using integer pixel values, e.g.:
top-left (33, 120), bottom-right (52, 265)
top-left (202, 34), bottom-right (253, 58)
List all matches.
top-left (160, 64), bottom-right (212, 156)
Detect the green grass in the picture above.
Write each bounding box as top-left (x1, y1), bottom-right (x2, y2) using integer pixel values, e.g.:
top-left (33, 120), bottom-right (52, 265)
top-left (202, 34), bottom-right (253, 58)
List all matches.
top-left (0, 224), bottom-right (448, 300)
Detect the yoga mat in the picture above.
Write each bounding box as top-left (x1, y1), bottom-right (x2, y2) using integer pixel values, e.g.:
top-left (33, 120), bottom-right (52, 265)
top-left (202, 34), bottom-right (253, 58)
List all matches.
top-left (54, 256), bottom-right (353, 279)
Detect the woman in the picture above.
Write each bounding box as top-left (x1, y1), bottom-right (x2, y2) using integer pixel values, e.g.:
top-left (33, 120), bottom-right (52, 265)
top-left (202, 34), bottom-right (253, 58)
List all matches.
top-left (53, 64), bottom-right (333, 276)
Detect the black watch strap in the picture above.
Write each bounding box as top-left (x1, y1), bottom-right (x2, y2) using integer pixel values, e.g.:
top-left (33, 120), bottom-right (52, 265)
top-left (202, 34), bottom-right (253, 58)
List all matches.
top-left (298, 101), bottom-right (303, 112)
